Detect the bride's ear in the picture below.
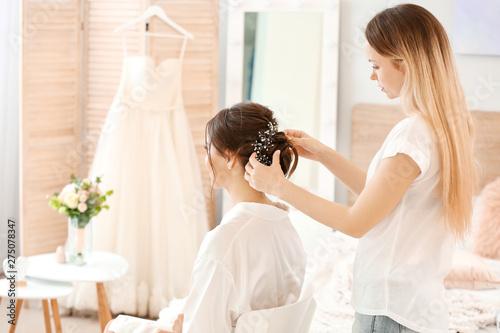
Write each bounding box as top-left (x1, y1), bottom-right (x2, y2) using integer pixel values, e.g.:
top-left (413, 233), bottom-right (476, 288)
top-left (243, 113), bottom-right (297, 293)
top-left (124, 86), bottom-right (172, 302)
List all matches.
top-left (226, 152), bottom-right (237, 170)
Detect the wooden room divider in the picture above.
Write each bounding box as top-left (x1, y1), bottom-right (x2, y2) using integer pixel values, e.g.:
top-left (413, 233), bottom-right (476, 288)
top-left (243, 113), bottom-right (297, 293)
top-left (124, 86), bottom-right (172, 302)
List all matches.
top-left (21, 0), bottom-right (83, 256)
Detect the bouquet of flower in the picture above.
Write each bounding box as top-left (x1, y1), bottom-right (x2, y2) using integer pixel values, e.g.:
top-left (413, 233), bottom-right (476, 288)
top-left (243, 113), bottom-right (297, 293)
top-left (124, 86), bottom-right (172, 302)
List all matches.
top-left (47, 175), bottom-right (113, 228)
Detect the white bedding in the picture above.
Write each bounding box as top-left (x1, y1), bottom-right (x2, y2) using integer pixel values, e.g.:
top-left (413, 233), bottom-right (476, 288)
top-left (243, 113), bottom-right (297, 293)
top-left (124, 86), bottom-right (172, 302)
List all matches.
top-left (450, 258), bottom-right (500, 333)
top-left (301, 229), bottom-right (500, 333)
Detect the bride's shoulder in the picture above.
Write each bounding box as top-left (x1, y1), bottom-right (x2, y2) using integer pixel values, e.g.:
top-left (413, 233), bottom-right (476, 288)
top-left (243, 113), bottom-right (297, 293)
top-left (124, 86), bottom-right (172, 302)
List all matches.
top-left (197, 215), bottom-right (251, 258)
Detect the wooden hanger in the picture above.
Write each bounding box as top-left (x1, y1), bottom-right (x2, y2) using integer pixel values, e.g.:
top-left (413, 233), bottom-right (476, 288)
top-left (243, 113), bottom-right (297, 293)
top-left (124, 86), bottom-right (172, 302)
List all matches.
top-left (114, 5), bottom-right (194, 40)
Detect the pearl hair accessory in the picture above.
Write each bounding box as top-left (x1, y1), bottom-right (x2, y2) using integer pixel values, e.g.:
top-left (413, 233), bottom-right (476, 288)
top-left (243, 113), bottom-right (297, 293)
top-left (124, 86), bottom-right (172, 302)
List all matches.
top-left (252, 121), bottom-right (278, 166)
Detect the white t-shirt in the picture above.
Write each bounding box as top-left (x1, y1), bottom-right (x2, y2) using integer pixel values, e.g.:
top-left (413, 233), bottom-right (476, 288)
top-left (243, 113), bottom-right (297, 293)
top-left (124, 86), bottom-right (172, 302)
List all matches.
top-left (351, 116), bottom-right (455, 333)
top-left (110, 202), bottom-right (307, 333)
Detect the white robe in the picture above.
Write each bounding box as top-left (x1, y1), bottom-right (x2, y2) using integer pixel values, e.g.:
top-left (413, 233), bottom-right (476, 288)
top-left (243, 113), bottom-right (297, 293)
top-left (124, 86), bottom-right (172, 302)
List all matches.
top-left (110, 201), bottom-right (307, 333)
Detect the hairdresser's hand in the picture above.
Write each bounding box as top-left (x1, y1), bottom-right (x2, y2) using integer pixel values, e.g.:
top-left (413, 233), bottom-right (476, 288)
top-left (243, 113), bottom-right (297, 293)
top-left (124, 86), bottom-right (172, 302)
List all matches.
top-left (284, 129), bottom-right (326, 162)
top-left (245, 150), bottom-right (287, 197)
top-left (154, 312), bottom-right (183, 333)
top-left (172, 313), bottom-right (184, 333)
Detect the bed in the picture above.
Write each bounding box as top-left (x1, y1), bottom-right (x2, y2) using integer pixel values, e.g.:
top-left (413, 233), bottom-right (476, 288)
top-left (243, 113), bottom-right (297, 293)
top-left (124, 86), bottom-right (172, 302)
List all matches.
top-left (300, 104), bottom-right (500, 333)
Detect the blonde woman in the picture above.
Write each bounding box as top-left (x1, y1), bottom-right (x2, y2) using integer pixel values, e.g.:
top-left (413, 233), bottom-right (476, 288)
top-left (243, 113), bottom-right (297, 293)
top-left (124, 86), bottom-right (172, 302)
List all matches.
top-left (245, 4), bottom-right (477, 333)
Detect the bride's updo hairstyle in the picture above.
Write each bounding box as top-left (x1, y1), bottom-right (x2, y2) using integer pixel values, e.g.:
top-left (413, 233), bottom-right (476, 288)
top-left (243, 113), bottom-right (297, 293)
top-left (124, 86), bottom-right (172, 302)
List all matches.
top-left (205, 102), bottom-right (298, 181)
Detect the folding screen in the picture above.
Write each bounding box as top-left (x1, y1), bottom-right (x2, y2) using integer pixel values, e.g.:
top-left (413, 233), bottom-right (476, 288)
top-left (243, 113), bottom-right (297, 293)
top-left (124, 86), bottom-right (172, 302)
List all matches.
top-left (21, 0), bottom-right (82, 255)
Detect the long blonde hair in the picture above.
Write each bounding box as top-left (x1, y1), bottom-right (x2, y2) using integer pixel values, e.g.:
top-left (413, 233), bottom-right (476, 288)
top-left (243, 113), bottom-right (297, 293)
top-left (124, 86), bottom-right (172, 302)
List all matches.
top-left (365, 4), bottom-right (478, 241)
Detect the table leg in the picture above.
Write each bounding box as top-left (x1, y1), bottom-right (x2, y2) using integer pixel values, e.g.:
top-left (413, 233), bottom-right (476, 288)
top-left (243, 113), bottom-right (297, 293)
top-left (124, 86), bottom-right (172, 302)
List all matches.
top-left (96, 282), bottom-right (112, 332)
top-left (50, 299), bottom-right (62, 333)
top-left (9, 299), bottom-right (23, 333)
top-left (42, 300), bottom-right (52, 333)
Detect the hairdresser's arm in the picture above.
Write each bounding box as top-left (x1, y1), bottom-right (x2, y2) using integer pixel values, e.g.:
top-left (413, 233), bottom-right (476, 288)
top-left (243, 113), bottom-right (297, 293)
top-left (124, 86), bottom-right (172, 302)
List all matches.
top-left (245, 151), bottom-right (420, 238)
top-left (284, 129), bottom-right (366, 195)
top-left (317, 144), bottom-right (367, 196)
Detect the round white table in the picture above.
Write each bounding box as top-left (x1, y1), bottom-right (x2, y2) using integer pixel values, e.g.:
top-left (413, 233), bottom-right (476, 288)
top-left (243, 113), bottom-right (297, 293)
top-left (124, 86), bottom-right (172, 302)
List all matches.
top-left (0, 277), bottom-right (73, 333)
top-left (26, 251), bottom-right (129, 332)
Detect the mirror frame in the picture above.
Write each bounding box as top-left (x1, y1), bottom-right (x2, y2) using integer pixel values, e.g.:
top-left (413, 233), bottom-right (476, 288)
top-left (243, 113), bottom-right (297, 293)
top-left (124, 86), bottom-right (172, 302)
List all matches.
top-left (224, 0), bottom-right (339, 201)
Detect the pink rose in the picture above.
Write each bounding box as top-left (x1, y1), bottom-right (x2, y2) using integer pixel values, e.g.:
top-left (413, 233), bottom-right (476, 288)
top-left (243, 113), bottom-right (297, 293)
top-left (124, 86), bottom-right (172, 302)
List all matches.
top-left (78, 203), bottom-right (88, 213)
top-left (79, 194), bottom-right (88, 203)
top-left (89, 186), bottom-right (97, 193)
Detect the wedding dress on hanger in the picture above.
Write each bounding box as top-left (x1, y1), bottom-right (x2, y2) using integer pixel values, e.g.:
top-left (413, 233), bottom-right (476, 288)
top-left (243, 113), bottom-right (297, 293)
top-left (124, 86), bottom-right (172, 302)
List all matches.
top-left (66, 23), bottom-right (208, 317)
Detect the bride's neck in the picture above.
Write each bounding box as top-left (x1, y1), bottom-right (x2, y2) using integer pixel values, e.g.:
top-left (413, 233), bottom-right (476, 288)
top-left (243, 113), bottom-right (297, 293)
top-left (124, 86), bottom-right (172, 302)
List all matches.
top-left (226, 172), bottom-right (273, 207)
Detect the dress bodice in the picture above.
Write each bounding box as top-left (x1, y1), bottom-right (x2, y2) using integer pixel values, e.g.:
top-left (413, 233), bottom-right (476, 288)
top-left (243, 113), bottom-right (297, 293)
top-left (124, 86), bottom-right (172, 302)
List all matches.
top-left (118, 56), bottom-right (183, 111)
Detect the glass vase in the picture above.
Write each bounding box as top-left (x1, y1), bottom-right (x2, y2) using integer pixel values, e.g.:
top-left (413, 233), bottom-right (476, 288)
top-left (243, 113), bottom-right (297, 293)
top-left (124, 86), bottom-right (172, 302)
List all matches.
top-left (66, 217), bottom-right (93, 266)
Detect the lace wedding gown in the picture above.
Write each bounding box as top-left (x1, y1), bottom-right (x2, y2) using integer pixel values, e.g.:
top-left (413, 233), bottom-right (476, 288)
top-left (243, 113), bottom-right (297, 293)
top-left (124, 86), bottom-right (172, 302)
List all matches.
top-left (66, 44), bottom-right (208, 317)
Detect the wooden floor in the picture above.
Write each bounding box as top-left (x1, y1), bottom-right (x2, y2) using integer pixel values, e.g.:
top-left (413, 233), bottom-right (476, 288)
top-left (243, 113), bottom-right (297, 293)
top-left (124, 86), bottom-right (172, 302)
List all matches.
top-left (0, 303), bottom-right (100, 333)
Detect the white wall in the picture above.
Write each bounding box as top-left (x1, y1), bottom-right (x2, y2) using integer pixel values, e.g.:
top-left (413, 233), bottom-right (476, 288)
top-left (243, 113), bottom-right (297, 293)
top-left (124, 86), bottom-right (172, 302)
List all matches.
top-left (335, 0), bottom-right (500, 205)
top-left (0, 0), bottom-right (20, 272)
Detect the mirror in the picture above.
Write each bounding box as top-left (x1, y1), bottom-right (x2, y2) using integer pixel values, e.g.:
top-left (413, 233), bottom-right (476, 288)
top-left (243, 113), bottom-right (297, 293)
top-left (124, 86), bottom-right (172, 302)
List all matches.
top-left (225, 1), bottom-right (339, 202)
top-left (242, 11), bottom-right (323, 192)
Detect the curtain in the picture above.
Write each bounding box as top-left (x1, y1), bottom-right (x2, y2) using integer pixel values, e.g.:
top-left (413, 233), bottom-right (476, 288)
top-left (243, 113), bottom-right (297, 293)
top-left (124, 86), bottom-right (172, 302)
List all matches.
top-left (0, 0), bottom-right (20, 272)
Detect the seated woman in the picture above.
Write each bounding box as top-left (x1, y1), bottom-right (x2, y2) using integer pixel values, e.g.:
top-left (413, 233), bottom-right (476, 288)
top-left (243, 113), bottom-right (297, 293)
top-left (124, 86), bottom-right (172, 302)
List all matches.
top-left (105, 102), bottom-right (307, 333)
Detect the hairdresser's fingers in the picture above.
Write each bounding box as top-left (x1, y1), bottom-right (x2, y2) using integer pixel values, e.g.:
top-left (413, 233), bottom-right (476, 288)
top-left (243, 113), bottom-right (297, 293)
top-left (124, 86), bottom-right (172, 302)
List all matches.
top-left (245, 172), bottom-right (256, 190)
top-left (271, 150), bottom-right (281, 166)
top-left (289, 137), bottom-right (304, 147)
top-left (245, 159), bottom-right (255, 175)
top-left (283, 129), bottom-right (300, 137)
top-left (245, 162), bottom-right (251, 171)
top-left (284, 129), bottom-right (309, 139)
top-left (244, 167), bottom-right (258, 189)
top-left (248, 152), bottom-right (260, 168)
top-left (172, 313), bottom-right (184, 333)
top-left (288, 137), bottom-right (308, 153)
top-left (245, 165), bottom-right (253, 176)
top-left (245, 155), bottom-right (256, 186)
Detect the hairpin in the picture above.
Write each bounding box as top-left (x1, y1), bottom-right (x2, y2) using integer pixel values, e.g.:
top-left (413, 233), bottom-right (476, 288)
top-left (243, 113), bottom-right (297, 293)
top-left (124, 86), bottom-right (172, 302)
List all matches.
top-left (252, 121), bottom-right (278, 166)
